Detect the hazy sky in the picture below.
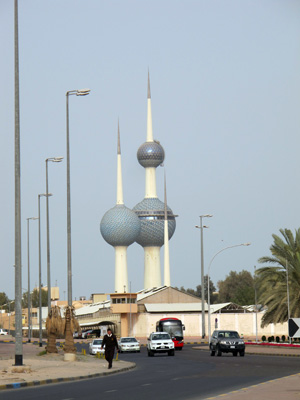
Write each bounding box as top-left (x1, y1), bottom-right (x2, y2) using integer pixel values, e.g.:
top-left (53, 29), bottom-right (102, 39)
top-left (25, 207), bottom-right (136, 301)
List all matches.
top-left (1, 0), bottom-right (300, 301)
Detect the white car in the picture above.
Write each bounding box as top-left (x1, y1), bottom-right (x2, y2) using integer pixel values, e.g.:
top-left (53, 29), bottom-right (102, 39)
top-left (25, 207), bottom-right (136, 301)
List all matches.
top-left (0, 329), bottom-right (8, 336)
top-left (147, 332), bottom-right (175, 357)
top-left (118, 337), bottom-right (140, 353)
top-left (89, 339), bottom-right (105, 355)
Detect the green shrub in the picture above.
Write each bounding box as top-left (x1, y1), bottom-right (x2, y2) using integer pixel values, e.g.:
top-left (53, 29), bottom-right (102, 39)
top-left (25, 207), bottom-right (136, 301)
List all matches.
top-left (262, 335), bottom-right (266, 342)
top-left (276, 336), bottom-right (280, 343)
top-left (281, 335), bottom-right (286, 342)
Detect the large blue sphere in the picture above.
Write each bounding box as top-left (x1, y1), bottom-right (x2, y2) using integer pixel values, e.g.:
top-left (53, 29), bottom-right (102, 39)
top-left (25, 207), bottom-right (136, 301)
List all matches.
top-left (133, 197), bottom-right (176, 247)
top-left (137, 141), bottom-right (165, 168)
top-left (100, 205), bottom-right (141, 247)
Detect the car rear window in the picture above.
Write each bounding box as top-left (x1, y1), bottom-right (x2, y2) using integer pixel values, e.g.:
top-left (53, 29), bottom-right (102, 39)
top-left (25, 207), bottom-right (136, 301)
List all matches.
top-left (218, 332), bottom-right (239, 338)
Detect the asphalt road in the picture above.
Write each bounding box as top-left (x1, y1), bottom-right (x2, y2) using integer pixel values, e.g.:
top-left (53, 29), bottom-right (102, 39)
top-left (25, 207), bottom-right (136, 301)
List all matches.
top-left (1, 344), bottom-right (300, 400)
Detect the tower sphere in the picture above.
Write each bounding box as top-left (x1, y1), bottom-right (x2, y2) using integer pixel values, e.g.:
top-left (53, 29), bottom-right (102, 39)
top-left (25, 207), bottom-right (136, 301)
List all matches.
top-left (137, 141), bottom-right (165, 168)
top-left (133, 198), bottom-right (176, 247)
top-left (100, 205), bottom-right (141, 247)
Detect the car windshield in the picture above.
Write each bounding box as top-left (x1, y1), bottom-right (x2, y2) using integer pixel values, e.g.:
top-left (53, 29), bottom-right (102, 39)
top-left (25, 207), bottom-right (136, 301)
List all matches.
top-left (152, 334), bottom-right (170, 340)
top-left (93, 339), bottom-right (102, 345)
top-left (218, 331), bottom-right (239, 339)
top-left (121, 338), bottom-right (137, 343)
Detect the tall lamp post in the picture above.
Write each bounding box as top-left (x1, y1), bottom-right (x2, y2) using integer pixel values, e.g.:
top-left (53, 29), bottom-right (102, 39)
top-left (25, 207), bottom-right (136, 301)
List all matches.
top-left (66, 88), bottom-right (90, 306)
top-left (286, 259), bottom-right (291, 344)
top-left (207, 242), bottom-right (251, 343)
top-left (14, 0), bottom-right (23, 366)
top-left (45, 156), bottom-right (63, 313)
top-left (26, 216), bottom-right (38, 343)
top-left (195, 214), bottom-right (213, 338)
top-left (38, 193), bottom-right (52, 347)
top-left (254, 266), bottom-right (258, 343)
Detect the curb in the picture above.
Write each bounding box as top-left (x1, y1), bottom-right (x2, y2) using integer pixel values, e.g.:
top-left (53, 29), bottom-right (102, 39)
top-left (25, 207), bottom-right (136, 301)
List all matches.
top-left (193, 346), bottom-right (300, 358)
top-left (0, 363), bottom-right (136, 391)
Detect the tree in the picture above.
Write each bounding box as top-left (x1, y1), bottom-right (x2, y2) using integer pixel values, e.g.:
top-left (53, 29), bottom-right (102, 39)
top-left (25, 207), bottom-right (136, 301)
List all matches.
top-left (31, 288), bottom-right (48, 307)
top-left (22, 288), bottom-right (48, 308)
top-left (217, 270), bottom-right (255, 305)
top-left (0, 293), bottom-right (9, 311)
top-left (175, 276), bottom-right (217, 302)
top-left (257, 228), bottom-right (300, 327)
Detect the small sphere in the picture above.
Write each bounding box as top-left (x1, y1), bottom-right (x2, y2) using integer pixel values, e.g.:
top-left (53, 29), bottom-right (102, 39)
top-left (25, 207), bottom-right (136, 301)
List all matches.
top-left (133, 197), bottom-right (176, 247)
top-left (100, 205), bottom-right (141, 247)
top-left (137, 141), bottom-right (165, 168)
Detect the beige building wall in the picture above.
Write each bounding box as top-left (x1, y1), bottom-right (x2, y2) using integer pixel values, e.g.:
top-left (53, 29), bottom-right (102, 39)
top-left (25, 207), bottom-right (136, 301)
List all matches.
top-left (132, 312), bottom-right (289, 339)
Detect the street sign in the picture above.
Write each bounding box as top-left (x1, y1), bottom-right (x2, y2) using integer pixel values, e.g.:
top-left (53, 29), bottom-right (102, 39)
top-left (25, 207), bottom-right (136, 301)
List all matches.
top-left (288, 318), bottom-right (300, 338)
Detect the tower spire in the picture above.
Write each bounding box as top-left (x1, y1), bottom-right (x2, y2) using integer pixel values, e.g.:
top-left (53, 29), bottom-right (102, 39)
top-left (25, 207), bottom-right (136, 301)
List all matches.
top-left (147, 69), bottom-right (151, 99)
top-left (116, 120), bottom-right (124, 205)
top-left (147, 70), bottom-right (154, 142)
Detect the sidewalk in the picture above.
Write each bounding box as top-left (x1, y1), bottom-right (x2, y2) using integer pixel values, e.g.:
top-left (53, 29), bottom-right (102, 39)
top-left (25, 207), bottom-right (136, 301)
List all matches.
top-left (194, 344), bottom-right (300, 400)
top-left (0, 339), bottom-right (135, 391)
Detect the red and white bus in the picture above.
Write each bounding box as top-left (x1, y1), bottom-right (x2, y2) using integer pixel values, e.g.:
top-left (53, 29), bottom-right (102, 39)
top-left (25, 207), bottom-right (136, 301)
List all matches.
top-left (156, 317), bottom-right (185, 350)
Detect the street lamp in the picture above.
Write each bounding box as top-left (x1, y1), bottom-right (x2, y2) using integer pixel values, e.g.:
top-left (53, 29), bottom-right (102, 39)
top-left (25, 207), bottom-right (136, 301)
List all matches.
top-left (195, 214), bottom-right (213, 338)
top-left (14, 0), bottom-right (23, 366)
top-left (45, 156), bottom-right (63, 313)
top-left (207, 242), bottom-right (251, 343)
top-left (66, 88), bottom-right (90, 306)
top-left (38, 193), bottom-right (52, 347)
top-left (286, 259), bottom-right (291, 344)
top-left (26, 216), bottom-right (38, 343)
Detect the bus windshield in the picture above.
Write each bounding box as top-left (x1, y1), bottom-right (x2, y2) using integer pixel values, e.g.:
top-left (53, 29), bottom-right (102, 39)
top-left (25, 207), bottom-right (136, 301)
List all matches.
top-left (160, 321), bottom-right (183, 340)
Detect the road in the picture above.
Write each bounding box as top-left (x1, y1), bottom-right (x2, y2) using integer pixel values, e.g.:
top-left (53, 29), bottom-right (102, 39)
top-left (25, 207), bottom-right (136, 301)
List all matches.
top-left (1, 344), bottom-right (300, 400)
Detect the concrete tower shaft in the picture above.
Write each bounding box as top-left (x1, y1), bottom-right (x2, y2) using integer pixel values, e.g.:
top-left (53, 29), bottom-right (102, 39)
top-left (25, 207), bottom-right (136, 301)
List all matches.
top-left (100, 123), bottom-right (141, 293)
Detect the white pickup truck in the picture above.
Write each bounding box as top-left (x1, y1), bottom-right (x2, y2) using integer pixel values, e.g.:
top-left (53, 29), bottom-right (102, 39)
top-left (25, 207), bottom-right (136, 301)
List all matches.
top-left (0, 329), bottom-right (8, 335)
top-left (147, 332), bottom-right (175, 357)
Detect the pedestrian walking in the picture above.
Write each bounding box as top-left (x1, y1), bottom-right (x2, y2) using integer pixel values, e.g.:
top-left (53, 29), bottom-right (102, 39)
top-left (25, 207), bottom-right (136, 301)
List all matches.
top-left (101, 328), bottom-right (119, 369)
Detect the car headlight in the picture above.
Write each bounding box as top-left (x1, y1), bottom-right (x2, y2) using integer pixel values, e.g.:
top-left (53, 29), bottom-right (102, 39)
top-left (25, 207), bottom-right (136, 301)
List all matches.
top-left (220, 340), bottom-right (227, 345)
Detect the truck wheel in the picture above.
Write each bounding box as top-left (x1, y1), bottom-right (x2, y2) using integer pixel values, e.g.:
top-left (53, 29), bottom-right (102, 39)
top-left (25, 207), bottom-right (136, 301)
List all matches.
top-left (148, 349), bottom-right (154, 357)
top-left (239, 350), bottom-right (245, 357)
top-left (168, 349), bottom-right (175, 356)
top-left (217, 346), bottom-right (222, 356)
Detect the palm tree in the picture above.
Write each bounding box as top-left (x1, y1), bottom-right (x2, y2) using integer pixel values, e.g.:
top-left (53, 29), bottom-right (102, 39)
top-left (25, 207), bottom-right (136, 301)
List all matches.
top-left (257, 228), bottom-right (300, 327)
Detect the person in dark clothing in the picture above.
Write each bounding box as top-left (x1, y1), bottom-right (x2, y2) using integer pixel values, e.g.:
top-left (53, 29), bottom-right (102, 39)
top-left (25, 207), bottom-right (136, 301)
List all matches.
top-left (101, 328), bottom-right (119, 369)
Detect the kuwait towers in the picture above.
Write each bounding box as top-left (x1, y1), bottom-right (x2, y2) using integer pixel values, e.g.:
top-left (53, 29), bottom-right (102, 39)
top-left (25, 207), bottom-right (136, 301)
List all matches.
top-left (133, 73), bottom-right (176, 289)
top-left (100, 123), bottom-right (141, 293)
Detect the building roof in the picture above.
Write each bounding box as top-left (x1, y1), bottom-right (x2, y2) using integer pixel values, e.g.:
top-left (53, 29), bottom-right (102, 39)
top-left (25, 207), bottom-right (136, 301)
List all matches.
top-left (144, 303), bottom-right (207, 312)
top-left (143, 302), bottom-right (249, 313)
top-left (210, 303), bottom-right (250, 313)
top-left (136, 286), bottom-right (167, 301)
top-left (75, 301), bottom-right (110, 316)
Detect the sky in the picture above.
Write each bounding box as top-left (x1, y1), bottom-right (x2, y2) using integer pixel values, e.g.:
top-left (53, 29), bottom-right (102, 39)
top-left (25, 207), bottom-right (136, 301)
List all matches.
top-left (1, 0), bottom-right (300, 302)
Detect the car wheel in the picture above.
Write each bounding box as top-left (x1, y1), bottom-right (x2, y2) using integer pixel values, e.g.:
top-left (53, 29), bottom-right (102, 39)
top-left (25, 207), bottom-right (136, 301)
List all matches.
top-left (217, 346), bottom-right (222, 356)
top-left (233, 351), bottom-right (237, 356)
top-left (168, 349), bottom-right (175, 356)
top-left (148, 349), bottom-right (154, 357)
top-left (239, 350), bottom-right (245, 357)
top-left (177, 347), bottom-right (182, 351)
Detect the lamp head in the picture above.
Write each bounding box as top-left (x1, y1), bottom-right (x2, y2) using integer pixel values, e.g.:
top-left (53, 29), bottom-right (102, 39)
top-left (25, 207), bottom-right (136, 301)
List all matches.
top-left (53, 156), bottom-right (63, 162)
top-left (76, 88), bottom-right (90, 96)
